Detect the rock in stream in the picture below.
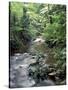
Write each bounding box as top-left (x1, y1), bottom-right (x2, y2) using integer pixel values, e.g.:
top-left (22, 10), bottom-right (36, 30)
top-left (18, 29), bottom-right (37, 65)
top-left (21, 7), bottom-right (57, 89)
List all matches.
top-left (9, 53), bottom-right (36, 88)
top-left (9, 53), bottom-right (55, 88)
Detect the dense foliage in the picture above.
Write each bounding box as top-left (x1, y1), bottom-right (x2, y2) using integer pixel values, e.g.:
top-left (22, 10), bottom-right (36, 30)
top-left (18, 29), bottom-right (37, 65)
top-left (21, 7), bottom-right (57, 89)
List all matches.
top-left (9, 2), bottom-right (66, 85)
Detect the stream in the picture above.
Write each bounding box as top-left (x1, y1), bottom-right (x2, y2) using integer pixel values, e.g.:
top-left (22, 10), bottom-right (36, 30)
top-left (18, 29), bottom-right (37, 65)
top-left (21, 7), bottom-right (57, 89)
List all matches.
top-left (9, 37), bottom-right (55, 88)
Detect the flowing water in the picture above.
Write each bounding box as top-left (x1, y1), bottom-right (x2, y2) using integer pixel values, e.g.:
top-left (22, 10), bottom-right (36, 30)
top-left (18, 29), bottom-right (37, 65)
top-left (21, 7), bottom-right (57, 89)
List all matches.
top-left (9, 37), bottom-right (55, 88)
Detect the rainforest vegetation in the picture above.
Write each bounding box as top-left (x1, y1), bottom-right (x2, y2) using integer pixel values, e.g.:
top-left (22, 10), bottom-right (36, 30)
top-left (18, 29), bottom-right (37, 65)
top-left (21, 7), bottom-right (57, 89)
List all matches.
top-left (9, 2), bottom-right (66, 87)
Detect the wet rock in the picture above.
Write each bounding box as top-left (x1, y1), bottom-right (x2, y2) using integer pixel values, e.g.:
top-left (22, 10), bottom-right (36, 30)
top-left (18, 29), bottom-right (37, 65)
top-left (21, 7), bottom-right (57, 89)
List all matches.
top-left (60, 80), bottom-right (66, 85)
top-left (32, 56), bottom-right (37, 59)
top-left (48, 72), bottom-right (57, 81)
top-left (15, 53), bottom-right (30, 61)
top-left (49, 68), bottom-right (56, 73)
top-left (56, 69), bottom-right (66, 80)
top-left (48, 72), bottom-right (56, 76)
top-left (42, 64), bottom-right (49, 68)
top-left (55, 76), bottom-right (60, 81)
top-left (23, 58), bottom-right (37, 65)
top-left (36, 79), bottom-right (55, 86)
top-left (14, 53), bottom-right (22, 56)
top-left (23, 53), bottom-right (30, 57)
